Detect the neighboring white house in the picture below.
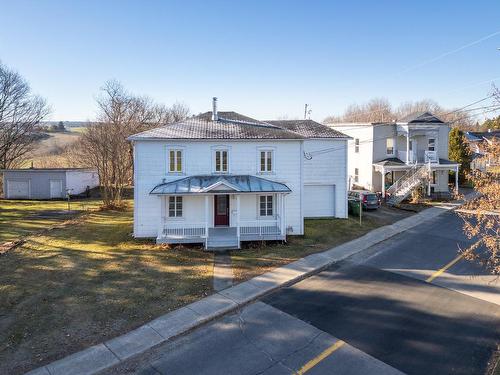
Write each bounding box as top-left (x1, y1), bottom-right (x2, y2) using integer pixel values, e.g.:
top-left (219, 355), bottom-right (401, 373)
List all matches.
top-left (465, 129), bottom-right (500, 171)
top-left (129, 99), bottom-right (349, 250)
top-left (328, 112), bottom-right (460, 205)
top-left (1, 168), bottom-right (99, 199)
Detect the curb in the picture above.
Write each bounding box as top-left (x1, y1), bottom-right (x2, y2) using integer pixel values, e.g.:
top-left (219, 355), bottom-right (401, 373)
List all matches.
top-left (26, 198), bottom-right (471, 375)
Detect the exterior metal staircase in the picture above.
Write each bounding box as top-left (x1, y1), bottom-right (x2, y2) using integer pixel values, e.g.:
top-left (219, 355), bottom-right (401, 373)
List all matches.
top-left (386, 164), bottom-right (429, 206)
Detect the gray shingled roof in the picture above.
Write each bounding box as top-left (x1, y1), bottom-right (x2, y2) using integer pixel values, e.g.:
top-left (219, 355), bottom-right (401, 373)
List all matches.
top-left (150, 175), bottom-right (291, 195)
top-left (399, 111), bottom-right (445, 124)
top-left (266, 120), bottom-right (349, 138)
top-left (129, 112), bottom-right (304, 140)
top-left (467, 130), bottom-right (500, 141)
top-left (373, 157), bottom-right (458, 166)
top-left (372, 157), bottom-right (406, 167)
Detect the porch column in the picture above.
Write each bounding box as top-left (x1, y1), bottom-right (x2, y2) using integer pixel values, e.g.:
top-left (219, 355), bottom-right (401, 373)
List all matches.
top-left (236, 194), bottom-right (241, 246)
top-left (204, 195), bottom-right (209, 249)
top-left (280, 194), bottom-right (285, 236)
top-left (159, 196), bottom-right (166, 239)
top-left (406, 135), bottom-right (410, 164)
top-left (455, 165), bottom-right (459, 193)
top-left (381, 167), bottom-right (386, 197)
top-left (428, 171), bottom-right (431, 196)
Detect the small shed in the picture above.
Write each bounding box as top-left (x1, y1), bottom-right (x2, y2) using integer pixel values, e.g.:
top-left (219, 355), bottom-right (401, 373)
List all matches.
top-left (1, 168), bottom-right (99, 199)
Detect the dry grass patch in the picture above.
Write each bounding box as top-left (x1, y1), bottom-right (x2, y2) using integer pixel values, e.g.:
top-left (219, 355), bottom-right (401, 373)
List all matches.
top-left (0, 199), bottom-right (102, 243)
top-left (0, 207), bottom-right (213, 375)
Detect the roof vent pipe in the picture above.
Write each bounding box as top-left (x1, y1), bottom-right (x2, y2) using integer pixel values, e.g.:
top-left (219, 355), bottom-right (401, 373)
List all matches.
top-left (212, 97), bottom-right (218, 121)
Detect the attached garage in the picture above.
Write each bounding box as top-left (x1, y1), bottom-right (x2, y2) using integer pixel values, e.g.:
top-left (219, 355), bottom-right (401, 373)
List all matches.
top-left (1, 168), bottom-right (99, 200)
top-left (304, 184), bottom-right (336, 217)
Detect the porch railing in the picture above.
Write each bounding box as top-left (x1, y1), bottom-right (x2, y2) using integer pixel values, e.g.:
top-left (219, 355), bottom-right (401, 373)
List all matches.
top-left (424, 150), bottom-right (439, 164)
top-left (240, 218), bottom-right (281, 236)
top-left (160, 222), bottom-right (207, 238)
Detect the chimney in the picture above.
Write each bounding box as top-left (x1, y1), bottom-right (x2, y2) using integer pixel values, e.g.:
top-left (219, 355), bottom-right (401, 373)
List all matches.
top-left (212, 97), bottom-right (218, 121)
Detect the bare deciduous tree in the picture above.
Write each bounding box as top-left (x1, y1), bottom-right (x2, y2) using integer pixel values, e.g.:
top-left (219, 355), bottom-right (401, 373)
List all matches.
top-left (0, 62), bottom-right (50, 169)
top-left (78, 80), bottom-right (189, 207)
top-left (458, 141), bottom-right (500, 276)
top-left (324, 97), bottom-right (476, 130)
top-left (324, 98), bottom-right (393, 123)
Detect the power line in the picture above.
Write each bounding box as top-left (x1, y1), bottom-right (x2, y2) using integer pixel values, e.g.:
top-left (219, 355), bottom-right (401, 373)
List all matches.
top-left (396, 30), bottom-right (500, 76)
top-left (306, 103), bottom-right (500, 158)
top-left (324, 94), bottom-right (496, 128)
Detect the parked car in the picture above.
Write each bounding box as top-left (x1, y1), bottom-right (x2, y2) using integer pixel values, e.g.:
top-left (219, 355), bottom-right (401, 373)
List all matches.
top-left (348, 190), bottom-right (380, 210)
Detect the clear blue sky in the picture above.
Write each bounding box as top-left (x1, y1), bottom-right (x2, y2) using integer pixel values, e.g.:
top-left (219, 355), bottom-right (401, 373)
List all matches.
top-left (1, 0), bottom-right (499, 121)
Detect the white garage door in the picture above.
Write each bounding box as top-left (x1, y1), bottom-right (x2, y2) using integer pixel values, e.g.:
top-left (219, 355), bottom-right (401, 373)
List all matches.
top-left (7, 180), bottom-right (30, 199)
top-left (304, 185), bottom-right (335, 217)
top-left (50, 180), bottom-right (63, 198)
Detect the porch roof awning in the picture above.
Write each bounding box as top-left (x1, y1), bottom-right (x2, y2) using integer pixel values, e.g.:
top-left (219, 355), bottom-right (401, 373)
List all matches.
top-left (373, 157), bottom-right (406, 167)
top-left (150, 175), bottom-right (292, 195)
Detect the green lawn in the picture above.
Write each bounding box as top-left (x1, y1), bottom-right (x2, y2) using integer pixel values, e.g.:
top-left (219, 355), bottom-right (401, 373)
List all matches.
top-left (0, 203), bottom-right (213, 375)
top-left (0, 199), bottom-right (102, 243)
top-left (232, 214), bottom-right (404, 283)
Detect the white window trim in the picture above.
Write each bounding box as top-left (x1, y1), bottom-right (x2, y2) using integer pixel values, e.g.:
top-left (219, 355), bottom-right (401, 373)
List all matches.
top-left (168, 149), bottom-right (184, 174)
top-left (258, 194), bottom-right (275, 218)
top-left (428, 138), bottom-right (436, 152)
top-left (167, 196), bottom-right (184, 219)
top-left (386, 137), bottom-right (395, 156)
top-left (166, 145), bottom-right (185, 175)
top-left (211, 145), bottom-right (231, 174)
top-left (257, 146), bottom-right (276, 174)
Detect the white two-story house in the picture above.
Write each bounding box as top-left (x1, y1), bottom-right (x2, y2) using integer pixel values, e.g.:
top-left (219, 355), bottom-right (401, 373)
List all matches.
top-left (129, 99), bottom-right (349, 250)
top-left (328, 112), bottom-right (460, 205)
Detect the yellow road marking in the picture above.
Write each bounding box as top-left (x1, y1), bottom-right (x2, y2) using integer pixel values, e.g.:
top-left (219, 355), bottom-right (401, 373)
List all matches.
top-left (296, 340), bottom-right (345, 374)
top-left (426, 254), bottom-right (464, 283)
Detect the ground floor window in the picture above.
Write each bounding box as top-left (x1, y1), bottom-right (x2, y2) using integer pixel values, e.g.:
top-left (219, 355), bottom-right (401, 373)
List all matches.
top-left (354, 168), bottom-right (359, 183)
top-left (259, 195), bottom-right (273, 216)
top-left (168, 196), bottom-right (183, 217)
top-left (431, 170), bottom-right (437, 184)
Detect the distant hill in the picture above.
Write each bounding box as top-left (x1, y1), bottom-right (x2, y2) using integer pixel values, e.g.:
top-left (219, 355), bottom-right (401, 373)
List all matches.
top-left (39, 121), bottom-right (90, 129)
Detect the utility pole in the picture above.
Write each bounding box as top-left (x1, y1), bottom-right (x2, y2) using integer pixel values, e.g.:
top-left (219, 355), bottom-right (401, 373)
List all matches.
top-left (359, 194), bottom-right (363, 226)
top-left (304, 104), bottom-right (312, 119)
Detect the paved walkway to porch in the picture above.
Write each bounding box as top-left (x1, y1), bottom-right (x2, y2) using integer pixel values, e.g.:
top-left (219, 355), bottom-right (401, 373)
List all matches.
top-left (213, 252), bottom-right (233, 291)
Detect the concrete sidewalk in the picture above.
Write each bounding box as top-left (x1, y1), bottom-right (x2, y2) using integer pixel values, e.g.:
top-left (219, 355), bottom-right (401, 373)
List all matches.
top-left (27, 196), bottom-right (474, 375)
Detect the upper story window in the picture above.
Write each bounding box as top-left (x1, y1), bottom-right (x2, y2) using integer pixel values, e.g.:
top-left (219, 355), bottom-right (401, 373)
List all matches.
top-left (428, 138), bottom-right (436, 152)
top-left (168, 149), bottom-right (183, 173)
top-left (386, 138), bottom-right (394, 155)
top-left (260, 150), bottom-right (273, 173)
top-left (168, 196), bottom-right (183, 217)
top-left (259, 195), bottom-right (273, 216)
top-left (214, 149), bottom-right (229, 173)
top-left (354, 138), bottom-right (360, 153)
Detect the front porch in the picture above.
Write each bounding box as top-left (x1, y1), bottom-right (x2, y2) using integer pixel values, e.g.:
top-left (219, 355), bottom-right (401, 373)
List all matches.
top-left (158, 219), bottom-right (286, 250)
top-left (373, 158), bottom-right (460, 203)
top-left (151, 175), bottom-right (290, 250)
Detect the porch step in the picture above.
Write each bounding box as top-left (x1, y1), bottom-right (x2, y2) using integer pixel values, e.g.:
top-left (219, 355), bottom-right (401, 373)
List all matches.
top-left (207, 237), bottom-right (239, 251)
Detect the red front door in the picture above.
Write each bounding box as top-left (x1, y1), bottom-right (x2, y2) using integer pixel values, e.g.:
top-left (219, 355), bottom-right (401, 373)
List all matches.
top-left (214, 195), bottom-right (230, 226)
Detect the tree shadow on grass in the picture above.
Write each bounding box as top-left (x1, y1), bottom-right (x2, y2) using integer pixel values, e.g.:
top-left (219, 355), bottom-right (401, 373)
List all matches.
top-left (0, 212), bottom-right (213, 375)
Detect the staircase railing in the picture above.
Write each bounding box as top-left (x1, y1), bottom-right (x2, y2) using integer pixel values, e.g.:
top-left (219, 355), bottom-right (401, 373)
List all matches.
top-left (386, 164), bottom-right (429, 205)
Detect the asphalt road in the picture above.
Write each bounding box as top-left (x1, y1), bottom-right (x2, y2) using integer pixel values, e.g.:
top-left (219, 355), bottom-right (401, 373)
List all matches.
top-left (108, 211), bottom-right (500, 375)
